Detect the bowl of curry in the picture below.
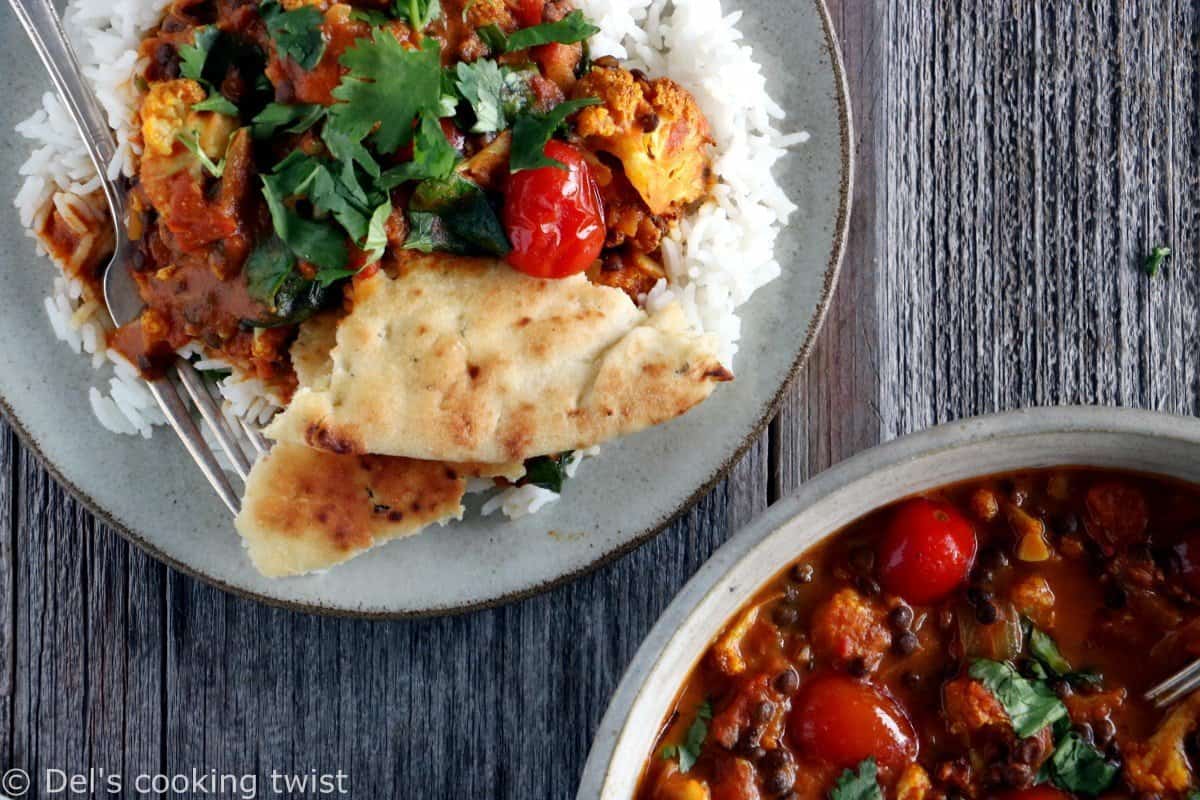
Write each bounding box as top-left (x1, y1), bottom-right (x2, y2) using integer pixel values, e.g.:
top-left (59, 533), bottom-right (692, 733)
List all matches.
top-left (577, 406), bottom-right (1200, 800)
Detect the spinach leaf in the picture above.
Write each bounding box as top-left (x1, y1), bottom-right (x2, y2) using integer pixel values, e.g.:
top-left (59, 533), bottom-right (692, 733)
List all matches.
top-left (191, 92), bottom-right (239, 116)
top-left (523, 453), bottom-right (575, 493)
top-left (829, 758), bottom-right (883, 800)
top-left (260, 174), bottom-right (349, 271)
top-left (1041, 732), bottom-right (1119, 795)
top-left (969, 659), bottom-right (1068, 738)
top-left (404, 174), bottom-right (510, 256)
top-left (1025, 620), bottom-right (1104, 688)
top-left (262, 1), bottom-right (326, 70)
top-left (252, 102), bottom-right (325, 139)
top-left (509, 97), bottom-right (601, 172)
top-left (481, 10), bottom-right (598, 53)
top-left (244, 235), bottom-right (339, 326)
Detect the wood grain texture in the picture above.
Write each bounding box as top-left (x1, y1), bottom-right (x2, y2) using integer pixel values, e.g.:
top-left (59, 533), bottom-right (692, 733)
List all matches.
top-left (2, 0), bottom-right (1199, 797)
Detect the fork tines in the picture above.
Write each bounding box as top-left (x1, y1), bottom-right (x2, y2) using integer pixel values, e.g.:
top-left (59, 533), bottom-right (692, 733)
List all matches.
top-left (1145, 659), bottom-right (1200, 708)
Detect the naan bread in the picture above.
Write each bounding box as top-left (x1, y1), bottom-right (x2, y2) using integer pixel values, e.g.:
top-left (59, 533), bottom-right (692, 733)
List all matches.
top-left (265, 255), bottom-right (731, 463)
top-left (236, 443), bottom-right (522, 577)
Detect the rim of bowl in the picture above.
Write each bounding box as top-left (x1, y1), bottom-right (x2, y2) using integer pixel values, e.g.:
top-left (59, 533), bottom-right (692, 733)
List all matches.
top-left (0, 0), bottom-right (855, 619)
top-left (576, 405), bottom-right (1200, 798)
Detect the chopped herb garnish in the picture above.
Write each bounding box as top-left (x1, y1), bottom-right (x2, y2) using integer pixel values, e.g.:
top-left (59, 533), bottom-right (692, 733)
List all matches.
top-left (178, 26), bottom-right (220, 81)
top-left (176, 128), bottom-right (229, 177)
top-left (523, 452), bottom-right (575, 493)
top-left (659, 700), bottom-right (710, 774)
top-left (1144, 245), bottom-right (1171, 277)
top-left (262, 1), bottom-right (327, 70)
top-left (348, 7), bottom-right (390, 25)
top-left (244, 235), bottom-right (339, 326)
top-left (454, 60), bottom-right (535, 133)
top-left (482, 10), bottom-right (598, 53)
top-left (828, 758), bottom-right (883, 800)
top-left (404, 174), bottom-right (510, 256)
top-left (260, 173), bottom-right (349, 271)
top-left (252, 102), bottom-right (325, 138)
top-left (393, 0), bottom-right (439, 29)
top-left (191, 92), bottom-right (239, 116)
top-left (1040, 732), bottom-right (1119, 795)
top-left (969, 658), bottom-right (1068, 738)
top-left (378, 112), bottom-right (460, 187)
top-left (327, 35), bottom-right (443, 155)
top-left (509, 96), bottom-right (601, 172)
top-left (1025, 620), bottom-right (1104, 688)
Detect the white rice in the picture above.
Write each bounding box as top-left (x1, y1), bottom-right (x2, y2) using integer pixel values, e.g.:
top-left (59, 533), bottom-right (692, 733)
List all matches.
top-left (13, 0), bottom-right (802, 518)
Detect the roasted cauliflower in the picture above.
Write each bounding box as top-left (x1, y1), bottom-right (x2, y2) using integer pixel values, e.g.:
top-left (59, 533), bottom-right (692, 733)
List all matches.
top-left (140, 78), bottom-right (207, 156)
top-left (572, 65), bottom-right (712, 216)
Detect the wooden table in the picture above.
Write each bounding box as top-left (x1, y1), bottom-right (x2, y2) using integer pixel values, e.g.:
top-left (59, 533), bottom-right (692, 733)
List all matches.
top-left (2, 1), bottom-right (1196, 797)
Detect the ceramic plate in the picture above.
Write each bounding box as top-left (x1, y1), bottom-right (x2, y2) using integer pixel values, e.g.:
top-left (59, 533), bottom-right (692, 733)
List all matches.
top-left (577, 407), bottom-right (1200, 797)
top-left (0, 0), bottom-right (852, 616)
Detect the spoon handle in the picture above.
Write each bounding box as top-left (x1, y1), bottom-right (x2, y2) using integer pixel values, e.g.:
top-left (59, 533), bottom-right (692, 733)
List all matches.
top-left (6, 0), bottom-right (124, 217)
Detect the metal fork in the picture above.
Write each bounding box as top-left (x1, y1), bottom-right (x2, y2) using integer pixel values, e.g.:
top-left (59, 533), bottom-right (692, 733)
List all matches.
top-left (1145, 659), bottom-right (1200, 708)
top-left (9, 0), bottom-right (266, 514)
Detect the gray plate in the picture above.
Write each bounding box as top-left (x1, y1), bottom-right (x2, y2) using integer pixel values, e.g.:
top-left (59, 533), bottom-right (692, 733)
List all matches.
top-left (0, 0), bottom-right (851, 616)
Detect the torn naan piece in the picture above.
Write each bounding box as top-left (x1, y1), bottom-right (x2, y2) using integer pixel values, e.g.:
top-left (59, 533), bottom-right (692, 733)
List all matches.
top-left (236, 442), bottom-right (523, 577)
top-left (265, 255), bottom-right (732, 464)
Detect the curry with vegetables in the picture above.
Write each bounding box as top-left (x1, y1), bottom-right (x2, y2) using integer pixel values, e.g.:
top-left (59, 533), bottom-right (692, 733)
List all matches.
top-left (109, 0), bottom-right (714, 389)
top-left (639, 469), bottom-right (1200, 800)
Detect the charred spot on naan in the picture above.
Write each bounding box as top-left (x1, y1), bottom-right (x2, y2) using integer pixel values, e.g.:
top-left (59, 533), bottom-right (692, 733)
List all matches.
top-left (304, 420), bottom-right (365, 455)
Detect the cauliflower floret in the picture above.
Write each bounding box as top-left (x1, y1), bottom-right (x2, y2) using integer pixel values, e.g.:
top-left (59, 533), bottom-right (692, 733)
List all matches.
top-left (810, 587), bottom-right (891, 672)
top-left (573, 65), bottom-right (712, 216)
top-left (1010, 574), bottom-right (1056, 629)
top-left (943, 676), bottom-right (1010, 736)
top-left (1125, 690), bottom-right (1200, 793)
top-left (140, 78), bottom-right (207, 156)
top-left (895, 764), bottom-right (932, 800)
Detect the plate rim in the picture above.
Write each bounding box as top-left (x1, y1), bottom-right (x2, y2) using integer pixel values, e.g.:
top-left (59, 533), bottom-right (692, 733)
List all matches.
top-left (0, 0), bottom-right (854, 619)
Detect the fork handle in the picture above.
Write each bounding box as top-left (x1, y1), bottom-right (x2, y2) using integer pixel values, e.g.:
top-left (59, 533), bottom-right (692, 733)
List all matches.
top-left (7, 0), bottom-right (125, 218)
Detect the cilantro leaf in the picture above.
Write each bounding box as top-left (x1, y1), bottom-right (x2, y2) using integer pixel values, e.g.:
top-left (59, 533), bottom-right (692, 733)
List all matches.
top-left (1144, 245), bottom-right (1171, 277)
top-left (329, 35), bottom-right (442, 154)
top-left (829, 759), bottom-right (883, 800)
top-left (267, 152), bottom-right (385, 247)
top-left (659, 700), bottom-right (710, 774)
top-left (454, 61), bottom-right (535, 133)
top-left (178, 26), bottom-right (220, 81)
top-left (404, 211), bottom-right (472, 254)
top-left (191, 91), bottom-right (239, 116)
top-left (176, 129), bottom-right (228, 177)
top-left (969, 659), bottom-right (1068, 738)
top-left (362, 201), bottom-right (390, 255)
top-left (260, 174), bottom-right (349, 270)
top-left (1041, 732), bottom-right (1119, 795)
top-left (523, 453), bottom-right (575, 493)
top-left (244, 235), bottom-right (339, 326)
top-left (379, 113), bottom-right (460, 187)
top-left (252, 102), bottom-right (325, 138)
top-left (262, 1), bottom-right (327, 70)
top-left (509, 97), bottom-right (601, 172)
top-left (348, 7), bottom-right (390, 25)
top-left (393, 0), bottom-right (439, 29)
top-left (502, 11), bottom-right (598, 51)
top-left (476, 25), bottom-right (508, 53)
top-left (1027, 624), bottom-right (1073, 676)
top-left (321, 122), bottom-right (381, 178)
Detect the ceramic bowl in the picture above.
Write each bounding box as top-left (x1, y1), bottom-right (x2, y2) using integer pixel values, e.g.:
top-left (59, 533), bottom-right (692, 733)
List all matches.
top-left (576, 406), bottom-right (1200, 798)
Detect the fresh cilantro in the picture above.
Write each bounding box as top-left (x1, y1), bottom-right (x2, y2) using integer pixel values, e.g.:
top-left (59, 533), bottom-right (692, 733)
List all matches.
top-left (969, 659), bottom-right (1068, 738)
top-left (509, 97), bottom-right (601, 172)
top-left (191, 92), bottom-right (239, 116)
top-left (176, 129), bottom-right (228, 177)
top-left (523, 452), bottom-right (575, 493)
top-left (262, 1), bottom-right (327, 70)
top-left (1144, 245), bottom-right (1171, 277)
top-left (454, 61), bottom-right (535, 133)
top-left (266, 152), bottom-right (387, 248)
top-left (379, 113), bottom-right (460, 187)
top-left (659, 700), bottom-right (710, 774)
top-left (348, 7), bottom-right (390, 25)
top-left (321, 123), bottom-right (381, 178)
top-left (261, 174), bottom-right (349, 271)
top-left (476, 25), bottom-right (508, 53)
top-left (828, 759), bottom-right (883, 800)
top-left (328, 35), bottom-right (442, 154)
top-left (178, 26), bottom-right (220, 81)
top-left (252, 103), bottom-right (325, 138)
top-left (502, 11), bottom-right (598, 51)
top-left (244, 235), bottom-right (340, 325)
top-left (1040, 732), bottom-right (1118, 795)
top-left (1025, 620), bottom-right (1104, 688)
top-left (362, 201), bottom-right (390, 257)
top-left (393, 0), bottom-right (439, 29)
top-left (405, 174), bottom-right (510, 256)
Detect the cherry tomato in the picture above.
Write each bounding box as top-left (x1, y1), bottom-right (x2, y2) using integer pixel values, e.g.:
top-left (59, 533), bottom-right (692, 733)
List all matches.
top-left (994, 788), bottom-right (1073, 800)
top-left (877, 497), bottom-right (978, 605)
top-left (503, 141), bottom-right (605, 279)
top-left (788, 672), bottom-right (917, 771)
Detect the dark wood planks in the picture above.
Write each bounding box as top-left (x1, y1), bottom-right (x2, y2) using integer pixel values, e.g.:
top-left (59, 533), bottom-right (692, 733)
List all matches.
top-left (3, 1), bottom-right (1200, 797)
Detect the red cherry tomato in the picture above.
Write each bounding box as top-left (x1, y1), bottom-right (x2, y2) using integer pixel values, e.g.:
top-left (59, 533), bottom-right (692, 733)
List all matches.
top-left (788, 673), bottom-right (917, 771)
top-left (516, 0), bottom-right (544, 27)
top-left (877, 497), bottom-right (978, 605)
top-left (503, 141), bottom-right (605, 279)
top-left (994, 788), bottom-right (1074, 800)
